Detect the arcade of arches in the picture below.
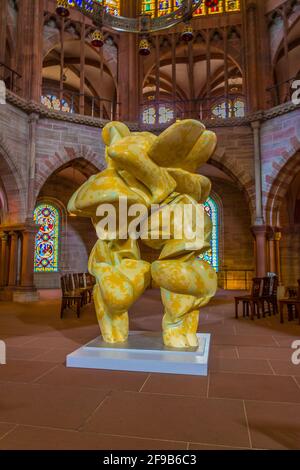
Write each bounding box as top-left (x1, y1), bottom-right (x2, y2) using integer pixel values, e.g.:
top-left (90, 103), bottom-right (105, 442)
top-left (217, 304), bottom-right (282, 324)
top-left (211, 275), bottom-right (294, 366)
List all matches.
top-left (0, 0), bottom-right (300, 452)
top-left (1, 0), bottom-right (300, 300)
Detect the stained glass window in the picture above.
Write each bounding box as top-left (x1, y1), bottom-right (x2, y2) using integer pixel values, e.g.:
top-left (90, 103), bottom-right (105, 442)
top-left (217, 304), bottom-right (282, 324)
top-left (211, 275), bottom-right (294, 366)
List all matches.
top-left (211, 98), bottom-right (245, 118)
top-left (199, 196), bottom-right (219, 271)
top-left (142, 105), bottom-right (174, 124)
top-left (41, 95), bottom-right (71, 113)
top-left (193, 0), bottom-right (206, 16)
top-left (34, 204), bottom-right (60, 273)
top-left (225, 0), bottom-right (240, 12)
top-left (142, 0), bottom-right (156, 16)
top-left (68, 0), bottom-right (120, 16)
top-left (142, 0), bottom-right (240, 16)
top-left (158, 1), bottom-right (171, 16)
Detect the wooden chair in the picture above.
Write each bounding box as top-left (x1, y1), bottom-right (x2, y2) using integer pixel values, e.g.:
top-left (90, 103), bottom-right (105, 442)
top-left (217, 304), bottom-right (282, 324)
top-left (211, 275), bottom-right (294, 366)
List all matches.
top-left (260, 276), bottom-right (279, 317)
top-left (279, 280), bottom-right (300, 324)
top-left (235, 278), bottom-right (262, 320)
top-left (60, 275), bottom-right (82, 319)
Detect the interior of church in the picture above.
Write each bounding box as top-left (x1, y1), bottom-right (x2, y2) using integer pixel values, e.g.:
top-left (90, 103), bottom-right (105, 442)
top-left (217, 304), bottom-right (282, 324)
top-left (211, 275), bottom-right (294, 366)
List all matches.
top-left (0, 0), bottom-right (300, 452)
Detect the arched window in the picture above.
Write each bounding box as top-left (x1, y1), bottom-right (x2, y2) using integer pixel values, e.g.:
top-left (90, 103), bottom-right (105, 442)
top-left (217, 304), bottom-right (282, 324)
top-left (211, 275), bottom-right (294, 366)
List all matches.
top-left (199, 196), bottom-right (219, 271)
top-left (34, 204), bottom-right (60, 273)
top-left (41, 95), bottom-right (71, 113)
top-left (211, 98), bottom-right (245, 118)
top-left (142, 104), bottom-right (174, 124)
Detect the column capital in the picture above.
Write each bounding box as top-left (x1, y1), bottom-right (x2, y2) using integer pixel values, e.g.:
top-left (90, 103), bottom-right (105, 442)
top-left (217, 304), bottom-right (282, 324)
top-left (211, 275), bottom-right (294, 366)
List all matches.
top-left (274, 232), bottom-right (282, 242)
top-left (251, 225), bottom-right (267, 236)
top-left (251, 119), bottom-right (261, 131)
top-left (0, 231), bottom-right (8, 242)
top-left (28, 112), bottom-right (39, 125)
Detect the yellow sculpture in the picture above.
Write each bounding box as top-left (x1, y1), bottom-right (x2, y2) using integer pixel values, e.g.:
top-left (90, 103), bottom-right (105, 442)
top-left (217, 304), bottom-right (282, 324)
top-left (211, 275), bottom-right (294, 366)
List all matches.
top-left (68, 119), bottom-right (218, 348)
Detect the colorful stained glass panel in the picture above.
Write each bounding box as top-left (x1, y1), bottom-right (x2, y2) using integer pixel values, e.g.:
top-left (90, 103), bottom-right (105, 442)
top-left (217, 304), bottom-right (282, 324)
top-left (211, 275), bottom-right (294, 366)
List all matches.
top-left (34, 204), bottom-right (60, 273)
top-left (41, 95), bottom-right (71, 113)
top-left (198, 196), bottom-right (219, 271)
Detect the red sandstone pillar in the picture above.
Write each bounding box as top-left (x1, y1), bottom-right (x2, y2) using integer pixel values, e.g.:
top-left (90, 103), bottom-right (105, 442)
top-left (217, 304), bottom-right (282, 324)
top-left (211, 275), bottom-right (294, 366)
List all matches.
top-left (20, 227), bottom-right (36, 289)
top-left (0, 232), bottom-right (8, 287)
top-left (8, 231), bottom-right (18, 287)
top-left (275, 231), bottom-right (282, 285)
top-left (252, 226), bottom-right (267, 278)
top-left (0, 0), bottom-right (8, 69)
top-left (268, 235), bottom-right (276, 274)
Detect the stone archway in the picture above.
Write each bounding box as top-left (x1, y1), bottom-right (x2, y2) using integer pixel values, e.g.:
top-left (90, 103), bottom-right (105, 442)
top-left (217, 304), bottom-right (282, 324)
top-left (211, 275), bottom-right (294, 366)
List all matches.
top-left (0, 137), bottom-right (26, 225)
top-left (265, 150), bottom-right (300, 227)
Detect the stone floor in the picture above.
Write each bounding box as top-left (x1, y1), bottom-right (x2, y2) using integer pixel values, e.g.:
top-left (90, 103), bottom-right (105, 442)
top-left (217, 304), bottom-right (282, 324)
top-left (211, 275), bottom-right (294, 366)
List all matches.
top-left (0, 288), bottom-right (299, 450)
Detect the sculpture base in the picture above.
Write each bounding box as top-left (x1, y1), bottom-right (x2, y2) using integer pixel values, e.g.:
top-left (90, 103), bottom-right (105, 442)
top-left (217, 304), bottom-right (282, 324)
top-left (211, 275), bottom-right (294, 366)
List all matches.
top-left (66, 332), bottom-right (211, 376)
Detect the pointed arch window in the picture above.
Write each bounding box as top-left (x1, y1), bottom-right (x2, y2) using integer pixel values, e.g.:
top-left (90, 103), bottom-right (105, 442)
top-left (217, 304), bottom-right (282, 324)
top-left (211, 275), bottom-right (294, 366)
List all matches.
top-left (34, 204), bottom-right (60, 273)
top-left (199, 196), bottom-right (219, 271)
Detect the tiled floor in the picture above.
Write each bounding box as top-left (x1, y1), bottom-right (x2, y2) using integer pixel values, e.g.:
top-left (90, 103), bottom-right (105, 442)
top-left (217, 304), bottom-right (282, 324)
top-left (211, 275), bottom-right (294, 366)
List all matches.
top-left (0, 288), bottom-right (299, 450)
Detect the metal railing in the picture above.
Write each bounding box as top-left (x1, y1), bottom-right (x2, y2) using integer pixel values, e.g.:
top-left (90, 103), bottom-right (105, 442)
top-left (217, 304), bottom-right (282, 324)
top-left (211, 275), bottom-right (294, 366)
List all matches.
top-left (266, 76), bottom-right (299, 108)
top-left (139, 94), bottom-right (246, 127)
top-left (218, 269), bottom-right (255, 291)
top-left (41, 88), bottom-right (121, 120)
top-left (0, 62), bottom-right (21, 94)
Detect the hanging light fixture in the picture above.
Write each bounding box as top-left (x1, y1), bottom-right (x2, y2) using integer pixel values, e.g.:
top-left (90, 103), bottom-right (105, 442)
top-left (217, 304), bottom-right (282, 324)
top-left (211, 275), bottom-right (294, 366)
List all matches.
top-left (91, 29), bottom-right (105, 48)
top-left (181, 22), bottom-right (194, 42)
top-left (56, 0), bottom-right (70, 18)
top-left (57, 1), bottom-right (203, 33)
top-left (139, 37), bottom-right (151, 56)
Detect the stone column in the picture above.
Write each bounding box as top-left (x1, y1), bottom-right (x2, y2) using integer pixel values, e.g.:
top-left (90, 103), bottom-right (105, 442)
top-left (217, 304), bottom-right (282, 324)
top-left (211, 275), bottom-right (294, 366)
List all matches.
top-left (14, 223), bottom-right (39, 302)
top-left (8, 231), bottom-right (18, 287)
top-left (0, 0), bottom-right (8, 68)
top-left (20, 228), bottom-right (35, 288)
top-left (252, 225), bottom-right (267, 277)
top-left (118, 33), bottom-right (139, 122)
top-left (16, 0), bottom-right (44, 101)
top-left (242, 0), bottom-right (272, 111)
top-left (0, 232), bottom-right (8, 287)
top-left (26, 113), bottom-right (39, 216)
top-left (274, 231), bottom-right (282, 284)
top-left (252, 120), bottom-right (264, 226)
top-left (268, 231), bottom-right (276, 274)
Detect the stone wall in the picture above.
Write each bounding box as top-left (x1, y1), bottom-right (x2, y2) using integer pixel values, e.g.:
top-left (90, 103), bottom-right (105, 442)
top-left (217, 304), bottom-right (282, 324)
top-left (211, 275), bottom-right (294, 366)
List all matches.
top-left (0, 102), bottom-right (29, 224)
top-left (260, 107), bottom-right (300, 225)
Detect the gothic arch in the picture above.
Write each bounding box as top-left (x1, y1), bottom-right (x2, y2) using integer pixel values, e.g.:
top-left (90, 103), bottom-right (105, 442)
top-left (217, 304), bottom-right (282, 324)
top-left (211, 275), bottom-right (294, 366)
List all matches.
top-left (34, 147), bottom-right (105, 200)
top-left (0, 135), bottom-right (26, 224)
top-left (265, 149), bottom-right (300, 227)
top-left (209, 146), bottom-right (255, 219)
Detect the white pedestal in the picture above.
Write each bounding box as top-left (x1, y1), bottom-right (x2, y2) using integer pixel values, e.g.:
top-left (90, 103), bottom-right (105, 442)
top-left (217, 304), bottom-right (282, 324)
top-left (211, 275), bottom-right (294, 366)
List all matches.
top-left (66, 332), bottom-right (211, 376)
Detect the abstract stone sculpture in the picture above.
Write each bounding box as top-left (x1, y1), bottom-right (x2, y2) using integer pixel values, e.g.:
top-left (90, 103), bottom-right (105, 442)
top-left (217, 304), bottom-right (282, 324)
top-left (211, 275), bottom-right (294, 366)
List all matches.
top-left (68, 119), bottom-right (218, 349)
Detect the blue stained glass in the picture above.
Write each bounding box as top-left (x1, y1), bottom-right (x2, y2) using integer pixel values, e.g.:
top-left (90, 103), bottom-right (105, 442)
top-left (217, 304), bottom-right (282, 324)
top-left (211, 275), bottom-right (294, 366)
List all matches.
top-left (199, 196), bottom-right (219, 272)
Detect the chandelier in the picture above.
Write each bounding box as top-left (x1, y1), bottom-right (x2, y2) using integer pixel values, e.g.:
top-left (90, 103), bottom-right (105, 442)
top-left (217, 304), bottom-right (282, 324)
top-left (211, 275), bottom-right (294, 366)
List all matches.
top-left (56, 0), bottom-right (205, 32)
top-left (56, 0), bottom-right (215, 54)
